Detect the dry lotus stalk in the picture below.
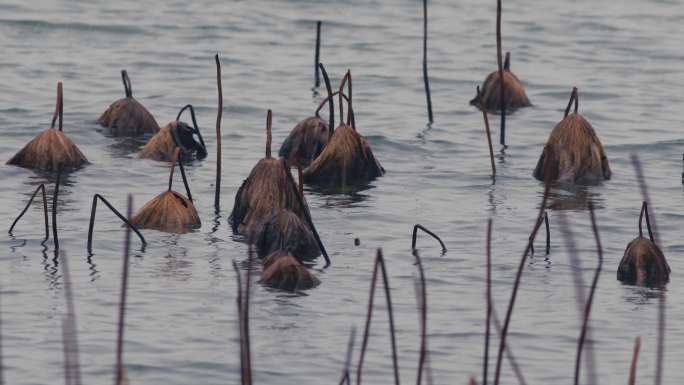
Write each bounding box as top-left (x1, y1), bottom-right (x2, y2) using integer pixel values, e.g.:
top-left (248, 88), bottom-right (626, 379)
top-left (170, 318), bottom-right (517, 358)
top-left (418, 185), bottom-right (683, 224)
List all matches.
top-left (470, 53), bottom-right (531, 111)
top-left (259, 250), bottom-right (320, 291)
top-left (617, 202), bottom-right (670, 286)
top-left (230, 110), bottom-right (305, 235)
top-left (98, 70), bottom-right (160, 136)
top-left (533, 87), bottom-right (611, 184)
top-left (130, 148), bottom-right (200, 233)
top-left (303, 70), bottom-right (384, 186)
top-left (279, 63), bottom-right (335, 168)
top-left (139, 104), bottom-right (207, 162)
top-left (7, 82), bottom-right (88, 171)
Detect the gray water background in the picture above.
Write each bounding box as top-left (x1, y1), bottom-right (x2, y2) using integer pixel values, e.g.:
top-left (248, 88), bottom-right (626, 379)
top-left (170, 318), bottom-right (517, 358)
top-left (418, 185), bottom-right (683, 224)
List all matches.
top-left (1, 0), bottom-right (684, 384)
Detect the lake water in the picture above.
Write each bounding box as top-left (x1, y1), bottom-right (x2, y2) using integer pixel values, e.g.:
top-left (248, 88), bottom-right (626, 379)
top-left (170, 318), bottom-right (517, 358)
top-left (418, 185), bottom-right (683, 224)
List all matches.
top-left (1, 0), bottom-right (683, 384)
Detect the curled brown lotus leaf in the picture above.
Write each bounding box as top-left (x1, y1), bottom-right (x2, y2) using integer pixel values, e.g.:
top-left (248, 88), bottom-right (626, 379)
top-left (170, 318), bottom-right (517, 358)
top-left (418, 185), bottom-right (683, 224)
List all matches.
top-left (230, 158), bottom-right (305, 235)
top-left (278, 116), bottom-right (330, 169)
top-left (130, 191), bottom-right (200, 234)
top-left (253, 209), bottom-right (319, 260)
top-left (617, 237), bottom-right (670, 286)
top-left (534, 114), bottom-right (610, 184)
top-left (302, 124), bottom-right (384, 186)
top-left (7, 127), bottom-right (88, 171)
top-left (98, 98), bottom-right (159, 136)
top-left (471, 70), bottom-right (530, 111)
top-left (138, 123), bottom-right (176, 161)
top-left (259, 251), bottom-right (320, 291)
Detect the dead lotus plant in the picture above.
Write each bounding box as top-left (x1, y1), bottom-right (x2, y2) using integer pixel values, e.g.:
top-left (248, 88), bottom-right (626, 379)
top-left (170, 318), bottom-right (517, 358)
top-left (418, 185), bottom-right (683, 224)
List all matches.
top-left (98, 70), bottom-right (160, 136)
top-left (7, 82), bottom-right (88, 172)
top-left (533, 87), bottom-right (611, 184)
top-left (617, 201), bottom-right (670, 286)
top-left (130, 148), bottom-right (201, 233)
top-left (139, 104), bottom-right (207, 162)
top-left (302, 69), bottom-right (384, 186)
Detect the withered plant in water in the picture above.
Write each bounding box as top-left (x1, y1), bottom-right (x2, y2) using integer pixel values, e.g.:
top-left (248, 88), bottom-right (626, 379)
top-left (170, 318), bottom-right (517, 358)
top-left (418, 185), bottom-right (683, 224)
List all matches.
top-left (130, 148), bottom-right (201, 233)
top-left (471, 52), bottom-right (531, 111)
top-left (139, 104), bottom-right (207, 162)
top-left (230, 110), bottom-right (306, 235)
top-left (7, 82), bottom-right (88, 171)
top-left (617, 201), bottom-right (670, 286)
top-left (470, 0), bottom-right (531, 112)
top-left (279, 63), bottom-right (335, 169)
top-left (259, 250), bottom-right (321, 291)
top-left (533, 87), bottom-right (611, 184)
top-left (303, 70), bottom-right (384, 187)
top-left (98, 70), bottom-right (160, 136)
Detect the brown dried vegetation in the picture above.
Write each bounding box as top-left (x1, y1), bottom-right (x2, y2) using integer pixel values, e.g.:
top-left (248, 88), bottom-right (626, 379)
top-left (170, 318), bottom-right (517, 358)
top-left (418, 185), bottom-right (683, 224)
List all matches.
top-left (253, 209), bottom-right (319, 260)
top-left (470, 53), bottom-right (531, 111)
top-left (279, 116), bottom-right (330, 168)
top-left (230, 111), bottom-right (305, 236)
top-left (302, 70), bottom-right (384, 186)
top-left (618, 238), bottom-right (670, 286)
top-left (303, 124), bottom-right (384, 186)
top-left (533, 88), bottom-right (610, 184)
top-left (259, 251), bottom-right (320, 291)
top-left (98, 70), bottom-right (160, 136)
top-left (7, 82), bottom-right (88, 171)
top-left (130, 149), bottom-right (201, 233)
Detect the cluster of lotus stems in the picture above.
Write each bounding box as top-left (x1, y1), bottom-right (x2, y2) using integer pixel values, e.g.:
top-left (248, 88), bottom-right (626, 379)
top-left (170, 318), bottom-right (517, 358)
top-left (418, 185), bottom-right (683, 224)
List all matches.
top-left (3, 0), bottom-right (673, 382)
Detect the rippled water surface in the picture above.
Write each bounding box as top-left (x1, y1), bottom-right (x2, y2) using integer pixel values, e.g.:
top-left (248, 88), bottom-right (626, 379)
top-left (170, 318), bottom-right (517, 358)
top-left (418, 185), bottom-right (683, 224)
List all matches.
top-left (2, 0), bottom-right (684, 384)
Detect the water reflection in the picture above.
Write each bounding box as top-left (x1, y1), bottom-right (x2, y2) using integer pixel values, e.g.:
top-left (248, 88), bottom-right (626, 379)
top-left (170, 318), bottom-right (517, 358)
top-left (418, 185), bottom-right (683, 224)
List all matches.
top-left (104, 135), bottom-right (147, 158)
top-left (546, 183), bottom-right (605, 211)
top-left (623, 285), bottom-right (667, 306)
top-left (308, 183), bottom-right (374, 208)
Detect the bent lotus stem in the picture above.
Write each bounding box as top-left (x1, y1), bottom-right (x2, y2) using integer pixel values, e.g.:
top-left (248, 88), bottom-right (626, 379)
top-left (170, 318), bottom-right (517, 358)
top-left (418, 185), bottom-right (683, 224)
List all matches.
top-left (422, 0), bottom-right (433, 124)
top-left (528, 211), bottom-right (550, 255)
top-left (50, 82), bottom-right (64, 132)
top-left (232, 260), bottom-right (245, 385)
top-left (338, 70), bottom-right (355, 129)
top-left (480, 92), bottom-right (496, 178)
top-left (496, 0), bottom-right (506, 146)
top-left (638, 201), bottom-right (654, 242)
top-left (266, 110), bottom-right (272, 158)
top-left (87, 194), bottom-right (146, 253)
top-left (121, 70), bottom-right (132, 98)
top-left (9, 183), bottom-right (49, 242)
top-left (483, 219), bottom-right (492, 385)
top-left (176, 104), bottom-right (207, 152)
top-left (357, 249), bottom-right (400, 385)
top-left (490, 299), bottom-right (528, 385)
top-left (115, 195), bottom-right (133, 385)
top-left (628, 337), bottom-right (640, 385)
top-left (574, 203), bottom-right (603, 385)
top-left (319, 63), bottom-right (335, 137)
top-left (282, 159), bottom-right (331, 266)
top-left (314, 21), bottom-right (322, 88)
top-left (53, 168), bottom-right (62, 251)
top-left (168, 148), bottom-right (194, 202)
top-left (215, 54), bottom-right (223, 212)
top-left (414, 249), bottom-right (428, 385)
top-left (411, 224), bottom-right (447, 254)
top-left (493, 157), bottom-right (553, 385)
top-left (564, 87), bottom-right (579, 117)
top-left (315, 90), bottom-right (355, 124)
